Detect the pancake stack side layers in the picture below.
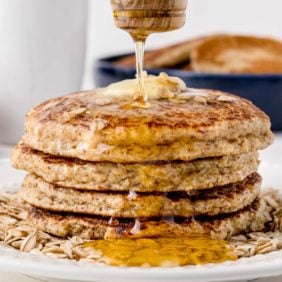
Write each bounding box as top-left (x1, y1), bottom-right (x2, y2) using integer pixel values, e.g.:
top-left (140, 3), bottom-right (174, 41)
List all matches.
top-left (12, 73), bottom-right (274, 240)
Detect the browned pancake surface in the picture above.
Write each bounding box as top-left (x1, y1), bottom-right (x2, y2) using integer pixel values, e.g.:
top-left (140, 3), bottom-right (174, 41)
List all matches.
top-left (21, 173), bottom-right (261, 218)
top-left (22, 88), bottom-right (273, 162)
top-left (12, 144), bottom-right (259, 192)
top-left (28, 198), bottom-right (271, 240)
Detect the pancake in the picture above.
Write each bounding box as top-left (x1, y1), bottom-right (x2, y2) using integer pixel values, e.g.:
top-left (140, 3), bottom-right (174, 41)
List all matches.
top-left (12, 144), bottom-right (259, 192)
top-left (21, 173), bottom-right (261, 218)
top-left (22, 86), bottom-right (273, 163)
top-left (191, 35), bottom-right (282, 74)
top-left (28, 198), bottom-right (271, 240)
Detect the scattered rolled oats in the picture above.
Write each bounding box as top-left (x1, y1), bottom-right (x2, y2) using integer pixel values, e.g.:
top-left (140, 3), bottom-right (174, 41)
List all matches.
top-left (20, 231), bottom-right (37, 252)
top-left (217, 95), bottom-right (237, 102)
top-left (61, 108), bottom-right (88, 123)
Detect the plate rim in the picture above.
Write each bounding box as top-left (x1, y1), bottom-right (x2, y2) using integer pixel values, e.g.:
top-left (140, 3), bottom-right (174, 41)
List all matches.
top-left (0, 247), bottom-right (282, 282)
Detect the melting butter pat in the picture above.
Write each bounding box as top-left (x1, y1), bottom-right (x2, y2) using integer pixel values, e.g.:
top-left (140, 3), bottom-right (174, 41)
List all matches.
top-left (94, 72), bottom-right (187, 104)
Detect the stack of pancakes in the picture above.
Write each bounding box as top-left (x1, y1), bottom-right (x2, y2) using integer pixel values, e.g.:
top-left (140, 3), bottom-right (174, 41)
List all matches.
top-left (12, 86), bottom-right (274, 240)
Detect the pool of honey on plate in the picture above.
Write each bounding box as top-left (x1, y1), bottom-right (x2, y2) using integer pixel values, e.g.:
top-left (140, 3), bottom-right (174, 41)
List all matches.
top-left (84, 236), bottom-right (237, 267)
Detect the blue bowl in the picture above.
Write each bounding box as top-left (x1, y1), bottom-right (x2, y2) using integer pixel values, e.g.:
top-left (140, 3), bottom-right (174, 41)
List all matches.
top-left (94, 54), bottom-right (282, 131)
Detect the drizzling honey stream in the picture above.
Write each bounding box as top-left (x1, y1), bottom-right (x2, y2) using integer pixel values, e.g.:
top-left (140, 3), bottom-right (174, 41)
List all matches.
top-left (104, 0), bottom-right (238, 267)
top-left (111, 0), bottom-right (189, 107)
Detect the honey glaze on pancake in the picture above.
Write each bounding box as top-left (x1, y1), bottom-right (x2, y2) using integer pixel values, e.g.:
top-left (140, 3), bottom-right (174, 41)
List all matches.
top-left (91, 72), bottom-right (189, 109)
top-left (84, 236), bottom-right (237, 267)
top-left (87, 73), bottom-right (238, 117)
top-left (84, 74), bottom-right (239, 151)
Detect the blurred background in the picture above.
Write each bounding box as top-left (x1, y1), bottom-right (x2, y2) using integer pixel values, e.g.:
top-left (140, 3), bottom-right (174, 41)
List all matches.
top-left (1, 0), bottom-right (282, 144)
top-left (84, 0), bottom-right (282, 88)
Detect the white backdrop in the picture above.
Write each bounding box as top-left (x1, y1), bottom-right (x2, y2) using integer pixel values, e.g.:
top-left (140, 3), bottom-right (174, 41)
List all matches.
top-left (83, 0), bottom-right (282, 88)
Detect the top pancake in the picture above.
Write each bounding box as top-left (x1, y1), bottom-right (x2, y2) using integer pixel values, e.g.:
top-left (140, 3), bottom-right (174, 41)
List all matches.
top-left (22, 85), bottom-right (273, 163)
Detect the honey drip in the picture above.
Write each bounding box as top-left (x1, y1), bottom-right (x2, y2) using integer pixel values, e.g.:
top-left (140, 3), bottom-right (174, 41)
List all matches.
top-left (111, 0), bottom-right (188, 107)
top-left (84, 236), bottom-right (237, 267)
top-left (133, 41), bottom-right (149, 107)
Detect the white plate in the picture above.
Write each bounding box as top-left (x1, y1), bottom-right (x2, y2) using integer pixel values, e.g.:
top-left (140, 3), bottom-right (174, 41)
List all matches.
top-left (0, 136), bottom-right (282, 282)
